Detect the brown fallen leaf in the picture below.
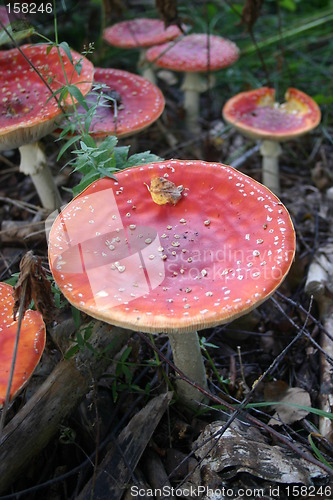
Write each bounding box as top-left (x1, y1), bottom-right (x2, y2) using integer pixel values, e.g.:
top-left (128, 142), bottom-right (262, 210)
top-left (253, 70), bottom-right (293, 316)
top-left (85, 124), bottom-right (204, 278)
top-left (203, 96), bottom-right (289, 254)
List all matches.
top-left (146, 177), bottom-right (183, 206)
top-left (13, 251), bottom-right (54, 322)
top-left (264, 380), bottom-right (311, 426)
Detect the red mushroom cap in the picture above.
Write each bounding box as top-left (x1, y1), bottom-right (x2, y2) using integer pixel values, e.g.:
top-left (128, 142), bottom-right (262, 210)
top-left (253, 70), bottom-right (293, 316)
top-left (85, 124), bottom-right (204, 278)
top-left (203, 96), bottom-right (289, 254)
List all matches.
top-left (0, 44), bottom-right (94, 151)
top-left (0, 282), bottom-right (46, 407)
top-left (146, 34), bottom-right (239, 73)
top-left (71, 67), bottom-right (165, 138)
top-left (222, 87), bottom-right (321, 141)
top-left (103, 18), bottom-right (182, 49)
top-left (48, 160), bottom-right (295, 334)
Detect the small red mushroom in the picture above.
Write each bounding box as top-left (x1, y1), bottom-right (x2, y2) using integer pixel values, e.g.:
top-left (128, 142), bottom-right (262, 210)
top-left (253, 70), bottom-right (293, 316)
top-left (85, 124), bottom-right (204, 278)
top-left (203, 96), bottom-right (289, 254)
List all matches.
top-left (222, 87), bottom-right (321, 194)
top-left (0, 282), bottom-right (46, 407)
top-left (69, 67), bottom-right (165, 139)
top-left (103, 18), bottom-right (183, 82)
top-left (146, 34), bottom-right (239, 134)
top-left (48, 159), bottom-right (295, 406)
top-left (0, 43), bottom-right (94, 209)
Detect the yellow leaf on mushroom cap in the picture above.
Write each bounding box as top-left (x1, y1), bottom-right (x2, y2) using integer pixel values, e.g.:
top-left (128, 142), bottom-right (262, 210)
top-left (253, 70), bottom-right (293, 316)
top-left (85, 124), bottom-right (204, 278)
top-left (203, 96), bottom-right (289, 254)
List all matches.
top-left (146, 177), bottom-right (183, 205)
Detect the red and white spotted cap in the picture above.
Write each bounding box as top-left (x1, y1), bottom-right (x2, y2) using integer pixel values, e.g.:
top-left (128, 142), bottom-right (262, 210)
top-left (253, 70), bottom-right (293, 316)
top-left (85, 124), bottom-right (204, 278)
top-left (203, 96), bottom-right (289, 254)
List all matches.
top-left (222, 87), bottom-right (321, 142)
top-left (48, 160), bottom-right (295, 334)
top-left (0, 282), bottom-right (46, 407)
top-left (73, 67), bottom-right (165, 138)
top-left (0, 43), bottom-right (94, 151)
top-left (103, 18), bottom-right (182, 49)
top-left (146, 34), bottom-right (239, 73)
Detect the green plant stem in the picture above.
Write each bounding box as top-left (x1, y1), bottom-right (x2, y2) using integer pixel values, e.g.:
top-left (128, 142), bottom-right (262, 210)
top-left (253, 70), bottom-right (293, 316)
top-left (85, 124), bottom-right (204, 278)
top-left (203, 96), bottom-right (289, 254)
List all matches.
top-left (308, 434), bottom-right (333, 469)
top-left (53, 0), bottom-right (58, 45)
top-left (148, 333), bottom-right (174, 393)
top-left (202, 345), bottom-right (229, 393)
top-left (52, 0), bottom-right (85, 137)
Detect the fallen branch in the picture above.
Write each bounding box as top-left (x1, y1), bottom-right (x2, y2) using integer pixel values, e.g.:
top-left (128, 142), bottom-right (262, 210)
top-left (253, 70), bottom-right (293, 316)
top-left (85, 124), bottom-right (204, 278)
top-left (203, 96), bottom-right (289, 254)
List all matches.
top-left (0, 220), bottom-right (45, 245)
top-left (77, 392), bottom-right (173, 500)
top-left (305, 243), bottom-right (333, 441)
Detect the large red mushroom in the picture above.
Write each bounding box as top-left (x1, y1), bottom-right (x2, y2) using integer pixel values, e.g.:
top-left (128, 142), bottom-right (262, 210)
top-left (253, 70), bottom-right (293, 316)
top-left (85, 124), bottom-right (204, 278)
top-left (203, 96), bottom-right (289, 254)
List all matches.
top-left (48, 160), bottom-right (295, 406)
top-left (0, 43), bottom-right (94, 209)
top-left (223, 87), bottom-right (321, 194)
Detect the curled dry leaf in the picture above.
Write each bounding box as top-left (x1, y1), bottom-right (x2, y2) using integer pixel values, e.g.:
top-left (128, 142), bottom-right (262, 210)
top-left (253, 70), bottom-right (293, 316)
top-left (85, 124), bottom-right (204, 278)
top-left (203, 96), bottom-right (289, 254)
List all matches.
top-left (13, 251), bottom-right (54, 322)
top-left (145, 177), bottom-right (183, 206)
top-left (264, 380), bottom-right (311, 426)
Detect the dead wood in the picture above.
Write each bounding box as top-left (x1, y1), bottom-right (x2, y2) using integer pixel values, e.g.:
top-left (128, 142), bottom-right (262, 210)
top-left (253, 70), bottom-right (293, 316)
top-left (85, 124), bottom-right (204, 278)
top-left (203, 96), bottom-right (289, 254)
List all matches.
top-left (0, 321), bottom-right (132, 494)
top-left (305, 244), bottom-right (333, 440)
top-left (77, 391), bottom-right (173, 500)
top-left (143, 449), bottom-right (175, 499)
top-left (1, 220), bottom-right (45, 245)
top-left (122, 467), bottom-right (152, 500)
top-left (319, 307), bottom-right (333, 441)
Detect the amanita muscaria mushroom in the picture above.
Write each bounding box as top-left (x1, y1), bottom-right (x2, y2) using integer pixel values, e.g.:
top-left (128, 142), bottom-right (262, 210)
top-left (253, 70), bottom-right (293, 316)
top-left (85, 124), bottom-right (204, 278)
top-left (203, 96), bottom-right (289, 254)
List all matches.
top-left (146, 34), bottom-right (239, 134)
top-left (0, 282), bottom-right (46, 407)
top-left (68, 67), bottom-right (165, 139)
top-left (103, 18), bottom-right (182, 82)
top-left (222, 87), bottom-right (321, 194)
top-left (0, 43), bottom-right (94, 209)
top-left (48, 160), bottom-right (295, 406)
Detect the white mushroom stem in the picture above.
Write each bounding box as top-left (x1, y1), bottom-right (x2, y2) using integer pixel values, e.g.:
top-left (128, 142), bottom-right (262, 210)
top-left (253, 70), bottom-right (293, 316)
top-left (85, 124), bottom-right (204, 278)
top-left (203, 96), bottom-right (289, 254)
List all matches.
top-left (138, 49), bottom-right (156, 84)
top-left (19, 142), bottom-right (62, 210)
top-left (181, 72), bottom-right (215, 135)
top-left (181, 72), bottom-right (204, 135)
top-left (260, 140), bottom-right (282, 195)
top-left (168, 330), bottom-right (208, 407)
